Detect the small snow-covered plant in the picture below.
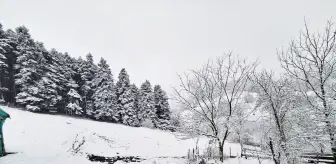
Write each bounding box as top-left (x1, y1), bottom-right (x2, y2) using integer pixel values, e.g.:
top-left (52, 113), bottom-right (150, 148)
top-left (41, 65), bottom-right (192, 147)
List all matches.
top-left (141, 118), bottom-right (155, 129)
top-left (66, 88), bottom-right (82, 116)
top-left (66, 103), bottom-right (83, 115)
top-left (170, 111), bottom-right (181, 126)
top-left (67, 88), bottom-right (81, 100)
top-left (26, 105), bottom-right (41, 112)
top-left (155, 119), bottom-right (173, 130)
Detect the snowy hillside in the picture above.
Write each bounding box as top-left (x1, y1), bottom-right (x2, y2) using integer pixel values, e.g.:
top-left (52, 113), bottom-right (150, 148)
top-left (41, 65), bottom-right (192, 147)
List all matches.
top-left (0, 106), bottom-right (270, 164)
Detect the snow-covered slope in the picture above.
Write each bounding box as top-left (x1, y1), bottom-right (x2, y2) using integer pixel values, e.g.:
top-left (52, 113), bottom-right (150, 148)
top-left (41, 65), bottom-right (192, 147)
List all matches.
top-left (0, 106), bottom-right (246, 164)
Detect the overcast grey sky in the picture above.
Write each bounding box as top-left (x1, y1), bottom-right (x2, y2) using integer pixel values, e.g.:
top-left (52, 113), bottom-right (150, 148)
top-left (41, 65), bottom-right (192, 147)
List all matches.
top-left (1, 0), bottom-right (336, 109)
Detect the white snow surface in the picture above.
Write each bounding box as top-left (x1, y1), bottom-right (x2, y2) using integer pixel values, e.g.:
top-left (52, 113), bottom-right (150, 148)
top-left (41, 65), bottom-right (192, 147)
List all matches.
top-left (0, 106), bottom-right (271, 164)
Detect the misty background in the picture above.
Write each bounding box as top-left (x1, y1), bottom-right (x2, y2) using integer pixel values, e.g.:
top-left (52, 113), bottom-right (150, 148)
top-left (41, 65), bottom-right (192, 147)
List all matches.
top-left (1, 0), bottom-right (335, 109)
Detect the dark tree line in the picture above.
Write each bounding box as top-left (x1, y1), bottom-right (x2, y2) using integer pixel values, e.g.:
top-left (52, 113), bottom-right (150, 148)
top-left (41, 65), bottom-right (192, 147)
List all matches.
top-left (0, 23), bottom-right (172, 130)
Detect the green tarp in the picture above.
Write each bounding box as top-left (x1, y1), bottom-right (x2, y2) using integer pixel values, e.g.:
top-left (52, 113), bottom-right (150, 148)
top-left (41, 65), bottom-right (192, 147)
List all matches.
top-left (0, 108), bottom-right (10, 156)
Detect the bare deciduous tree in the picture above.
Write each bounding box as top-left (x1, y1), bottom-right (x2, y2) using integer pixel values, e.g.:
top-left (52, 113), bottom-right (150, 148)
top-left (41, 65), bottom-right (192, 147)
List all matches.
top-left (278, 20), bottom-right (336, 162)
top-left (251, 71), bottom-right (300, 164)
top-left (173, 53), bottom-right (257, 162)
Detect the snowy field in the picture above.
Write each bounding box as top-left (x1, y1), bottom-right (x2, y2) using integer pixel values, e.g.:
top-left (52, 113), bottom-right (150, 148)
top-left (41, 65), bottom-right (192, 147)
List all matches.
top-left (0, 106), bottom-right (271, 164)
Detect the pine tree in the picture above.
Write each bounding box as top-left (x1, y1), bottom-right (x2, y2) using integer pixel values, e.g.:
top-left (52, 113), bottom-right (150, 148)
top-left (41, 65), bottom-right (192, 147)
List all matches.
top-left (60, 54), bottom-right (86, 115)
top-left (153, 85), bottom-right (172, 130)
top-left (14, 27), bottom-right (45, 111)
top-left (45, 49), bottom-right (78, 113)
top-left (2, 29), bottom-right (19, 104)
top-left (138, 80), bottom-right (156, 127)
top-left (34, 42), bottom-right (61, 111)
top-left (0, 51), bottom-right (7, 103)
top-left (0, 23), bottom-right (10, 103)
top-left (116, 68), bottom-right (131, 123)
top-left (0, 23), bottom-right (8, 67)
top-left (116, 68), bottom-right (140, 126)
top-left (128, 84), bottom-right (141, 126)
top-left (92, 58), bottom-right (117, 121)
top-left (48, 49), bottom-right (68, 111)
top-left (79, 53), bottom-right (98, 116)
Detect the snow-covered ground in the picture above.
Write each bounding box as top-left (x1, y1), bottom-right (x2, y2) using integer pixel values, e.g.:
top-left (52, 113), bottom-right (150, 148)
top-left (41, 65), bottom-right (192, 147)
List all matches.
top-left (0, 106), bottom-right (271, 164)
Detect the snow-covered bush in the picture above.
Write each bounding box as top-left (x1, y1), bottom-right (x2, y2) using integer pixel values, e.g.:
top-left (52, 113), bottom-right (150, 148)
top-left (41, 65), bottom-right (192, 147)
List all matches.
top-left (26, 105), bottom-right (41, 112)
top-left (170, 111), bottom-right (181, 129)
top-left (65, 89), bottom-right (82, 116)
top-left (141, 118), bottom-right (155, 129)
top-left (155, 119), bottom-right (173, 131)
top-left (66, 103), bottom-right (83, 116)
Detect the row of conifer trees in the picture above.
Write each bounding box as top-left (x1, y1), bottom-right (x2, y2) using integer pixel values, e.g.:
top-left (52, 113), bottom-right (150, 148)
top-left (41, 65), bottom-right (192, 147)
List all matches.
top-left (0, 23), bottom-right (172, 130)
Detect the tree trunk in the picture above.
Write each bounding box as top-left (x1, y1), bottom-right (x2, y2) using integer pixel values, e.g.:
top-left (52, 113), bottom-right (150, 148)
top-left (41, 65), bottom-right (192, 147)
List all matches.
top-left (279, 131), bottom-right (291, 164)
top-left (83, 95), bottom-right (87, 117)
top-left (331, 134), bottom-right (336, 164)
top-left (269, 138), bottom-right (280, 164)
top-left (218, 140), bottom-right (224, 162)
top-left (238, 133), bottom-right (247, 159)
top-left (240, 142), bottom-right (244, 157)
top-left (270, 99), bottom-right (291, 163)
